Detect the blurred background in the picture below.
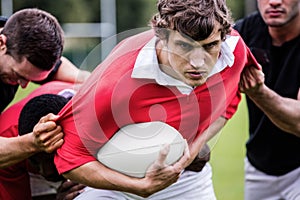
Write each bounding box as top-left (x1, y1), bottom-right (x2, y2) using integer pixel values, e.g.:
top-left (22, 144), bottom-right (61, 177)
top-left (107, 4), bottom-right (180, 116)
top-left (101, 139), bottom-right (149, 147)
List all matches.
top-left (2, 0), bottom-right (258, 199)
top-left (0, 0), bottom-right (257, 70)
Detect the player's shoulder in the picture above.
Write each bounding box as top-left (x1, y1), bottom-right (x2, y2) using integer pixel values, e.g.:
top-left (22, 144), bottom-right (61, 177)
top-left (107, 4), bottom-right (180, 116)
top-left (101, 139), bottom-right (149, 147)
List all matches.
top-left (234, 12), bottom-right (266, 37)
top-left (115, 29), bottom-right (155, 53)
top-left (234, 12), bottom-right (263, 29)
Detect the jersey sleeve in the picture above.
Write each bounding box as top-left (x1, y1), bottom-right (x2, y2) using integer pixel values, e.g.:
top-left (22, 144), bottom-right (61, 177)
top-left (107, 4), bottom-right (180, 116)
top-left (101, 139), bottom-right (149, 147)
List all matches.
top-left (221, 30), bottom-right (260, 119)
top-left (54, 106), bottom-right (94, 174)
top-left (54, 55), bottom-right (134, 174)
top-left (222, 90), bottom-right (241, 119)
top-left (54, 32), bottom-right (155, 174)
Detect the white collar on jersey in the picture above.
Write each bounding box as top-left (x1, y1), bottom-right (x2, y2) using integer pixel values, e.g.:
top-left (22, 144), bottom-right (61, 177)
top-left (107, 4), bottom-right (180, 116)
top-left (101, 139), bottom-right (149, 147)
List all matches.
top-left (132, 35), bottom-right (239, 95)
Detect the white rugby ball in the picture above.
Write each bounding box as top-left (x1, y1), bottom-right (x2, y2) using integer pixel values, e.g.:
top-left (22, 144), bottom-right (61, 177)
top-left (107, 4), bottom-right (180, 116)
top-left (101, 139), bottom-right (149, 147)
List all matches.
top-left (97, 121), bottom-right (186, 178)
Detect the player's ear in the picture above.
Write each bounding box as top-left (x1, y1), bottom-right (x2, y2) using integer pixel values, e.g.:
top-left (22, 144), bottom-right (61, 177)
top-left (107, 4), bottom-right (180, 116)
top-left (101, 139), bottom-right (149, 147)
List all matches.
top-left (0, 34), bottom-right (7, 45)
top-left (0, 34), bottom-right (7, 53)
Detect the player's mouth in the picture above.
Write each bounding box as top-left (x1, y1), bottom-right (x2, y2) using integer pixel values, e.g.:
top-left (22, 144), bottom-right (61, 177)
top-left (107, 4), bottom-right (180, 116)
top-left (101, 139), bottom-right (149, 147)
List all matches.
top-left (186, 71), bottom-right (207, 79)
top-left (266, 8), bottom-right (285, 18)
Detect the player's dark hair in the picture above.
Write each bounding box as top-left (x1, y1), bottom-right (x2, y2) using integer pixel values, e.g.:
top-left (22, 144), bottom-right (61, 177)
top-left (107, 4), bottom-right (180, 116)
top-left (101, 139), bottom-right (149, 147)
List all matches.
top-left (18, 94), bottom-right (68, 182)
top-left (2, 8), bottom-right (64, 70)
top-left (151, 0), bottom-right (232, 41)
top-left (18, 94), bottom-right (68, 135)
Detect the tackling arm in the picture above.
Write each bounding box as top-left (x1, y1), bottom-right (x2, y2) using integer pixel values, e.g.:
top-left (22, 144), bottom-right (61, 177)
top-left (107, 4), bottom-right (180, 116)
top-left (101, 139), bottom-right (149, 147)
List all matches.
top-left (0, 113), bottom-right (63, 168)
top-left (0, 134), bottom-right (36, 168)
top-left (240, 65), bottom-right (300, 137)
top-left (52, 57), bottom-right (91, 83)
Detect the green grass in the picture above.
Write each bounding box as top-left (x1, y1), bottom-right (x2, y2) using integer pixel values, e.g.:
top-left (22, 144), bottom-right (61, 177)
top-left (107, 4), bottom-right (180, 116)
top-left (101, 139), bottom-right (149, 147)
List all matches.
top-left (210, 95), bottom-right (249, 200)
top-left (11, 84), bottom-right (249, 200)
top-left (8, 83), bottom-right (39, 106)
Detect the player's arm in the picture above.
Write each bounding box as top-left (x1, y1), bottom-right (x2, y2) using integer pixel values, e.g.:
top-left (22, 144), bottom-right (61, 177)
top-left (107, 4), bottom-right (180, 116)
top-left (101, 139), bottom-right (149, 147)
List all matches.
top-left (240, 65), bottom-right (300, 137)
top-left (52, 57), bottom-right (91, 83)
top-left (188, 116), bottom-right (227, 166)
top-left (0, 134), bottom-right (37, 168)
top-left (0, 113), bottom-right (63, 168)
top-left (62, 145), bottom-right (186, 198)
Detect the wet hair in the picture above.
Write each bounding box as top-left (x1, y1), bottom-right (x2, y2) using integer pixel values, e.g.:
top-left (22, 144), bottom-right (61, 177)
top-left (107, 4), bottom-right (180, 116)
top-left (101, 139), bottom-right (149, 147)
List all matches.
top-left (150, 0), bottom-right (233, 41)
top-left (1, 8), bottom-right (64, 70)
top-left (18, 94), bottom-right (68, 135)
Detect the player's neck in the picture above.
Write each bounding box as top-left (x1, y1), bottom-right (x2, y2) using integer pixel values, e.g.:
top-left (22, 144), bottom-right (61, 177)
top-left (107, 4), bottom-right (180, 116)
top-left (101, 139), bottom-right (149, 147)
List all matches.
top-left (269, 14), bottom-right (300, 46)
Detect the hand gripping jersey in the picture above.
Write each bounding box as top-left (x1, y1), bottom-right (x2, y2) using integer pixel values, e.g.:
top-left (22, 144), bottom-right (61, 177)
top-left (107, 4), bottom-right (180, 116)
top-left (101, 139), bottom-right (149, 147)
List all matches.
top-left (55, 29), bottom-right (260, 174)
top-left (235, 12), bottom-right (300, 175)
top-left (0, 81), bottom-right (76, 200)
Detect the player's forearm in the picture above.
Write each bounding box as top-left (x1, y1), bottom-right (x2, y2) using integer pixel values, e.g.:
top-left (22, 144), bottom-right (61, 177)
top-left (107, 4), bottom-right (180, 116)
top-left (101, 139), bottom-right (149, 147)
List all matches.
top-left (0, 134), bottom-right (37, 168)
top-left (189, 117), bottom-right (227, 160)
top-left (247, 84), bottom-right (300, 137)
top-left (202, 116), bottom-right (227, 142)
top-left (53, 57), bottom-right (91, 83)
top-left (62, 161), bottom-right (152, 197)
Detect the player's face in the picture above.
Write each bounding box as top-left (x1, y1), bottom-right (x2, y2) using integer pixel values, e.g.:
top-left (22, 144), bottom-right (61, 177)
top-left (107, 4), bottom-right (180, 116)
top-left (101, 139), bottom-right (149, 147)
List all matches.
top-left (0, 38), bottom-right (50, 88)
top-left (161, 25), bottom-right (222, 87)
top-left (257, 0), bottom-right (300, 27)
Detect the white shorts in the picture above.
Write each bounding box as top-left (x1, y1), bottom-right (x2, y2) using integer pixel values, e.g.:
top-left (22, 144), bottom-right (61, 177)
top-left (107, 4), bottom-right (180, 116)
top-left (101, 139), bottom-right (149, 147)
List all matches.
top-left (244, 158), bottom-right (300, 200)
top-left (75, 163), bottom-right (216, 200)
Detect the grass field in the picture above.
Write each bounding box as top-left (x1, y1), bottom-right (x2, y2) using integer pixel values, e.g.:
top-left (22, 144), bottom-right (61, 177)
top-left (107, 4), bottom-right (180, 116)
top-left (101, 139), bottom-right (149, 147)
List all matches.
top-left (210, 95), bottom-right (249, 200)
top-left (11, 83), bottom-right (249, 200)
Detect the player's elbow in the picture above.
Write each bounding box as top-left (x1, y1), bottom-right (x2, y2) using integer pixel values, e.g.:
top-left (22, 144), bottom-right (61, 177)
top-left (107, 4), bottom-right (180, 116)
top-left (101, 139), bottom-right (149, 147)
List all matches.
top-left (280, 122), bottom-right (300, 138)
top-left (290, 124), bottom-right (300, 138)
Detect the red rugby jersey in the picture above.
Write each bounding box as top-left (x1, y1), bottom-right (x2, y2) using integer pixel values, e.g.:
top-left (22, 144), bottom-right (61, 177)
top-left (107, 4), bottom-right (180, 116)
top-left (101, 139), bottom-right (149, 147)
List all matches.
top-left (55, 29), bottom-right (259, 174)
top-left (0, 81), bottom-right (76, 200)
